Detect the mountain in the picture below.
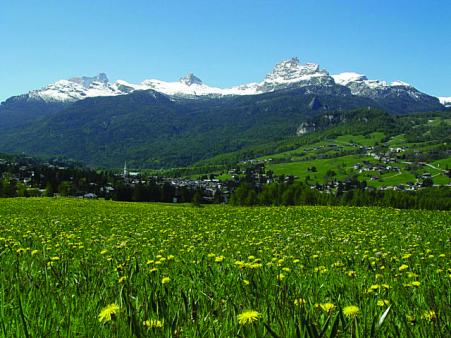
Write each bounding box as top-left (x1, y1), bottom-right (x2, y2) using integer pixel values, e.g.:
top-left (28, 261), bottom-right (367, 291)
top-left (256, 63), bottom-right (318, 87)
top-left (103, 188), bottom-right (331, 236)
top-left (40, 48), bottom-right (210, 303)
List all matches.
top-left (0, 73), bottom-right (118, 130)
top-left (0, 57), bottom-right (447, 168)
top-left (438, 97), bottom-right (451, 107)
top-left (1, 57), bottom-right (444, 108)
top-left (332, 72), bottom-right (442, 114)
top-left (0, 86), bottom-right (377, 168)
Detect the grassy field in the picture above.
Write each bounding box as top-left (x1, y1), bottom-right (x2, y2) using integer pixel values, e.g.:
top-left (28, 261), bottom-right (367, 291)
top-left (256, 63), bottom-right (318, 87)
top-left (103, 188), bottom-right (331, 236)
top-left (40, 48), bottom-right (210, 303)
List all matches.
top-left (0, 199), bottom-right (450, 337)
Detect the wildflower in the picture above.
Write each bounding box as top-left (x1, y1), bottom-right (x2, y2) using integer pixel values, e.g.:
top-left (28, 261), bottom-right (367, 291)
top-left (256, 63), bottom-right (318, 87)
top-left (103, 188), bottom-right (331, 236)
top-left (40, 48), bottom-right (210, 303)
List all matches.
top-left (277, 273), bottom-right (285, 281)
top-left (347, 270), bottom-right (356, 277)
top-left (316, 303), bottom-right (335, 313)
top-left (399, 264), bottom-right (408, 271)
top-left (118, 276), bottom-right (127, 284)
top-left (421, 310), bottom-right (437, 322)
top-left (343, 305), bottom-right (360, 317)
top-left (243, 279), bottom-right (250, 285)
top-left (31, 249), bottom-right (39, 255)
top-left (294, 298), bottom-right (306, 306)
top-left (235, 260), bottom-right (245, 268)
top-left (98, 303), bottom-right (120, 323)
top-left (237, 310), bottom-right (261, 325)
top-left (411, 281), bottom-right (421, 287)
top-left (149, 267), bottom-right (158, 273)
top-left (143, 319), bottom-right (163, 328)
top-left (161, 277), bottom-right (170, 284)
top-left (377, 299), bottom-right (390, 307)
top-left (215, 255), bottom-right (225, 263)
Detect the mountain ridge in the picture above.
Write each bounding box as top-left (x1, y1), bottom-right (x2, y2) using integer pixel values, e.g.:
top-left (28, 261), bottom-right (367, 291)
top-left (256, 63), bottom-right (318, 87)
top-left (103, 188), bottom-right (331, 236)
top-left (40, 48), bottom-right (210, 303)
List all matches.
top-left (1, 57), bottom-right (445, 105)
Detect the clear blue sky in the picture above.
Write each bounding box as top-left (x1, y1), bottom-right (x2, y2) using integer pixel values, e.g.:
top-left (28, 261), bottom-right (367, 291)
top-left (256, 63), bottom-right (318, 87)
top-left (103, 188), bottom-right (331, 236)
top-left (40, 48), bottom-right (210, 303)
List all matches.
top-left (1, 0), bottom-right (450, 101)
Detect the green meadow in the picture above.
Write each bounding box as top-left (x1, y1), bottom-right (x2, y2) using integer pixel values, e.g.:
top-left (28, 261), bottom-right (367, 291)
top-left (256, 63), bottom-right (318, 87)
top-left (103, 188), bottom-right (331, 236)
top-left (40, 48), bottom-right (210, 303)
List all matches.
top-left (0, 198), bottom-right (449, 337)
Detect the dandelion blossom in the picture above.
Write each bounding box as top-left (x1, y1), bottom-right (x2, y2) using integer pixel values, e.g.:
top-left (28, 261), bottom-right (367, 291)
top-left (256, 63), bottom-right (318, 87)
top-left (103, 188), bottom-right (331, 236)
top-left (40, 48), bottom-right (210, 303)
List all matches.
top-left (143, 319), bottom-right (163, 328)
top-left (316, 303), bottom-right (335, 313)
top-left (421, 310), bottom-right (437, 322)
top-left (399, 264), bottom-right (408, 271)
top-left (237, 310), bottom-right (261, 325)
top-left (161, 277), bottom-right (170, 284)
top-left (98, 303), bottom-right (120, 323)
top-left (294, 298), bottom-right (306, 306)
top-left (343, 305), bottom-right (360, 317)
top-left (377, 299), bottom-right (390, 307)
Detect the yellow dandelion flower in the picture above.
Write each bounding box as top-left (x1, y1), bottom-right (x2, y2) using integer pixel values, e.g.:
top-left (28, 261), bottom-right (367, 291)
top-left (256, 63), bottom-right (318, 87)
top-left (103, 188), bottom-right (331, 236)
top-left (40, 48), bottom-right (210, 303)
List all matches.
top-left (421, 310), bottom-right (437, 322)
top-left (98, 303), bottom-right (120, 323)
top-left (377, 299), bottom-right (390, 307)
top-left (118, 276), bottom-right (127, 284)
top-left (215, 255), bottom-right (225, 263)
top-left (161, 277), bottom-right (170, 284)
top-left (143, 319), bottom-right (163, 328)
top-left (31, 249), bottom-right (39, 255)
top-left (243, 279), bottom-right (250, 285)
top-left (237, 310), bottom-right (261, 325)
top-left (411, 281), bottom-right (421, 287)
top-left (343, 305), bottom-right (360, 317)
top-left (277, 273), bottom-right (285, 281)
top-left (294, 298), bottom-right (306, 306)
top-left (316, 303), bottom-right (335, 313)
top-left (347, 270), bottom-right (356, 277)
top-left (399, 264), bottom-right (408, 271)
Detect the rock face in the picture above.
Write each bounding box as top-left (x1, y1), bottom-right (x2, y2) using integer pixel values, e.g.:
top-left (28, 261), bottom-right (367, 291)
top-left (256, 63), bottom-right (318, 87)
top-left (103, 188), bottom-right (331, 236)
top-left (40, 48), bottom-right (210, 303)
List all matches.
top-left (296, 122), bottom-right (316, 135)
top-left (179, 73), bottom-right (203, 86)
top-left (309, 97), bottom-right (322, 110)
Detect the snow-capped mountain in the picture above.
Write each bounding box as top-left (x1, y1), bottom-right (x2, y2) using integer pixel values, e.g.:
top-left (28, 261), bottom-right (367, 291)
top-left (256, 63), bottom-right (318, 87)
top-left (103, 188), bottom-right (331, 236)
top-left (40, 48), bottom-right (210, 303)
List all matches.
top-left (6, 58), bottom-right (336, 102)
top-left (438, 97), bottom-right (451, 107)
top-left (1, 57), bottom-right (445, 111)
top-left (27, 73), bottom-right (122, 102)
top-left (331, 72), bottom-right (427, 101)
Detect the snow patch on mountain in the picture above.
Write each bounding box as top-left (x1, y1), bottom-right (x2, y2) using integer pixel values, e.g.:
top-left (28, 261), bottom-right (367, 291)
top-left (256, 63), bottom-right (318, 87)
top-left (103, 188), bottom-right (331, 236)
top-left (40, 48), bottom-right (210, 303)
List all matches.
top-left (438, 97), bottom-right (451, 107)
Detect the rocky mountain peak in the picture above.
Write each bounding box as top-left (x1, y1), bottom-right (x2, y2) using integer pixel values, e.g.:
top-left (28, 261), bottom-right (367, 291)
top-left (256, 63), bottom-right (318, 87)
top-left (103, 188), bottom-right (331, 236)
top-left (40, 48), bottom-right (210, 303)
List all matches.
top-left (68, 73), bottom-right (109, 88)
top-left (179, 73), bottom-right (203, 86)
top-left (265, 57), bottom-right (327, 83)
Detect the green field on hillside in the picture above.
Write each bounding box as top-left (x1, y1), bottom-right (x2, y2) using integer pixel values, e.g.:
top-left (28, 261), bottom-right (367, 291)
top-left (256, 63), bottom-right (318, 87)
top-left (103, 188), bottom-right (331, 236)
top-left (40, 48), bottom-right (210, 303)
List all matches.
top-left (0, 199), bottom-right (449, 337)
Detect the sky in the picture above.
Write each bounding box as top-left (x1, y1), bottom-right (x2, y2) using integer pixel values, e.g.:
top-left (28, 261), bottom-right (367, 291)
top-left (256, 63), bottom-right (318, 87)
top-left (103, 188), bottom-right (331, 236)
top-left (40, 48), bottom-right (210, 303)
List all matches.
top-left (0, 0), bottom-right (450, 101)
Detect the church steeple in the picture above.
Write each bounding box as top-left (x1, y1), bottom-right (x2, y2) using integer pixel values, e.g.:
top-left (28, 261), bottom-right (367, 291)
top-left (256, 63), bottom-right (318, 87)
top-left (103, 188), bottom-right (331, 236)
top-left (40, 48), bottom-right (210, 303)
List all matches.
top-left (123, 161), bottom-right (128, 178)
